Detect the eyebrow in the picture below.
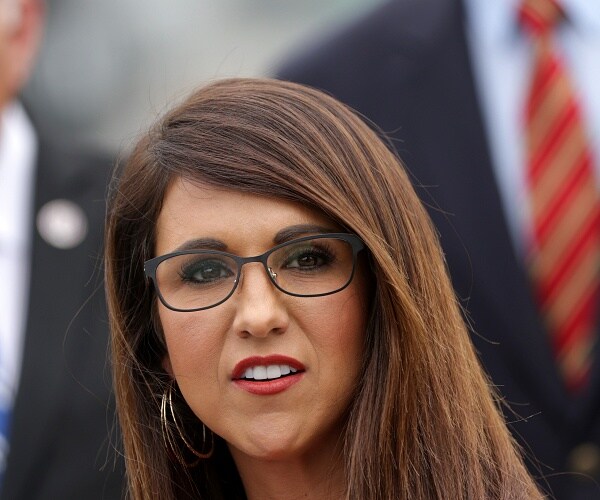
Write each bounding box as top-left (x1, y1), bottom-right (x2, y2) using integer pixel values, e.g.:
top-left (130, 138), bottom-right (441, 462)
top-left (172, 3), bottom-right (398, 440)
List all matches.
top-left (172, 238), bottom-right (227, 253)
top-left (171, 224), bottom-right (337, 254)
top-left (272, 224), bottom-right (338, 244)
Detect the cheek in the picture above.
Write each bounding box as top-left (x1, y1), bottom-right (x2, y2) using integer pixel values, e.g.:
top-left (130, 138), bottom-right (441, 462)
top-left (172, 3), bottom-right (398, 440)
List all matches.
top-left (159, 307), bottom-right (227, 381)
top-left (317, 298), bottom-right (365, 347)
top-left (304, 284), bottom-right (369, 384)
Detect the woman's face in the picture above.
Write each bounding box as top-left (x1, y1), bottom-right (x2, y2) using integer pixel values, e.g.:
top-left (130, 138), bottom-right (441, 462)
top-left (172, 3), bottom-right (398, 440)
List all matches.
top-left (156, 178), bottom-right (369, 465)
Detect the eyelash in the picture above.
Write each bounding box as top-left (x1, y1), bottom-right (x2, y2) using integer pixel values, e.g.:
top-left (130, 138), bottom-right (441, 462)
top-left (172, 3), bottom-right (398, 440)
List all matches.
top-left (282, 244), bottom-right (336, 268)
top-left (178, 259), bottom-right (233, 282)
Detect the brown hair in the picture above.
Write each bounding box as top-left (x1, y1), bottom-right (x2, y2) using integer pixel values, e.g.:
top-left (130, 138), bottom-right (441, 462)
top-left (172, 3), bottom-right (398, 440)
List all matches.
top-left (105, 78), bottom-right (542, 499)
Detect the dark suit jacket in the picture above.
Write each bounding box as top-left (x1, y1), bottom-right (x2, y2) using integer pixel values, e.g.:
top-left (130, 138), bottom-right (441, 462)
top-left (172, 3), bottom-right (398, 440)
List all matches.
top-left (1, 129), bottom-right (124, 498)
top-left (279, 0), bottom-right (600, 498)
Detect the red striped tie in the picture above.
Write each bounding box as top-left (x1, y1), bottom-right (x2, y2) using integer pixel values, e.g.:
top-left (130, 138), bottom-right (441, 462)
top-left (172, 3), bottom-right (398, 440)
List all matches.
top-left (521, 0), bottom-right (600, 392)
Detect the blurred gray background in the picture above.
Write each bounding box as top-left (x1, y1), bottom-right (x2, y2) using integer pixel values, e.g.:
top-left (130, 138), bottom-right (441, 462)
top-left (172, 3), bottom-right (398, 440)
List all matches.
top-left (23, 0), bottom-right (385, 153)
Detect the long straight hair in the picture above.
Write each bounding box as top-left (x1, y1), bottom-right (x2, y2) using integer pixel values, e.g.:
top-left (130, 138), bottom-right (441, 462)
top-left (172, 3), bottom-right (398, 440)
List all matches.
top-left (105, 78), bottom-right (542, 499)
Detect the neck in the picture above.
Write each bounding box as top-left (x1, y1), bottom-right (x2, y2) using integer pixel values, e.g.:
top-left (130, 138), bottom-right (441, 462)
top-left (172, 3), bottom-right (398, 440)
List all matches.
top-left (230, 442), bottom-right (346, 500)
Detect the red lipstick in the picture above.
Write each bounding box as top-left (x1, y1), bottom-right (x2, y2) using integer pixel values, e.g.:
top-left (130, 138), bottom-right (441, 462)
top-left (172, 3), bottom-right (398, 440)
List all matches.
top-left (232, 355), bottom-right (305, 395)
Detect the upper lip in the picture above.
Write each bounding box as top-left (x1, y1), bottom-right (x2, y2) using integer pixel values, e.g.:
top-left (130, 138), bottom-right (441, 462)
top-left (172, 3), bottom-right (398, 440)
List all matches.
top-left (232, 355), bottom-right (305, 380)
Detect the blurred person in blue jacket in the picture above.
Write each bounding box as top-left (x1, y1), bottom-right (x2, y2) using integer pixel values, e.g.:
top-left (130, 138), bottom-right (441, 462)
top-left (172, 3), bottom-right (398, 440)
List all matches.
top-left (0, 0), bottom-right (123, 497)
top-left (279, 0), bottom-right (600, 498)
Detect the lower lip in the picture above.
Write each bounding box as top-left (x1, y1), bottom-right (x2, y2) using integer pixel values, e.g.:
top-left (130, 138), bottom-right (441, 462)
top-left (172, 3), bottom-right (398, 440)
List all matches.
top-left (233, 372), bottom-right (304, 395)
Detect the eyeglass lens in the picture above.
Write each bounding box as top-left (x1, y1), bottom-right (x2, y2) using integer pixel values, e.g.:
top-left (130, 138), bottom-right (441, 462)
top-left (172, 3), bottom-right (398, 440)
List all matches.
top-left (154, 237), bottom-right (356, 311)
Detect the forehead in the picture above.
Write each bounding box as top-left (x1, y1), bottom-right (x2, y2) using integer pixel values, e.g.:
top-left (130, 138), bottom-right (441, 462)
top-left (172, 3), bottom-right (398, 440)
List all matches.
top-left (155, 178), bottom-right (338, 255)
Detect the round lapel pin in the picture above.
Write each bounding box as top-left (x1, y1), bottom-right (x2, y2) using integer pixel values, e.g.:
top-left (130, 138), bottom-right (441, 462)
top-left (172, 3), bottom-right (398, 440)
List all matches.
top-left (36, 199), bottom-right (88, 249)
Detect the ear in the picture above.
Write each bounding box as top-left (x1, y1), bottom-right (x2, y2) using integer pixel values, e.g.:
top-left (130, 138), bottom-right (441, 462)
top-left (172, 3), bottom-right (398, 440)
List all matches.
top-left (0, 0), bottom-right (44, 104)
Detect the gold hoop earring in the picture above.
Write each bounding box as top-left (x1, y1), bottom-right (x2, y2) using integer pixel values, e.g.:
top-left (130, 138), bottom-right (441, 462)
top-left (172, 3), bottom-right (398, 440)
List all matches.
top-left (160, 380), bottom-right (214, 467)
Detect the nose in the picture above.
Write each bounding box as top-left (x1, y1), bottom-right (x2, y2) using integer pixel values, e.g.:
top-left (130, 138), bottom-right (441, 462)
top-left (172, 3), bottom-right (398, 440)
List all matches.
top-left (232, 262), bottom-right (290, 339)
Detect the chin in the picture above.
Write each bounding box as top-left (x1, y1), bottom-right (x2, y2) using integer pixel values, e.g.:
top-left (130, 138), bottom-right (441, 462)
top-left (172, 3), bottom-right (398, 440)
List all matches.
top-left (227, 421), bottom-right (344, 466)
top-left (234, 431), bottom-right (306, 461)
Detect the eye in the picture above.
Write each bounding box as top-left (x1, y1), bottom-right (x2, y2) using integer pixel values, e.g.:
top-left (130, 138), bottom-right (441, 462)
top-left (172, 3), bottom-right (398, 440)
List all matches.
top-left (281, 245), bottom-right (335, 270)
top-left (178, 257), bottom-right (235, 285)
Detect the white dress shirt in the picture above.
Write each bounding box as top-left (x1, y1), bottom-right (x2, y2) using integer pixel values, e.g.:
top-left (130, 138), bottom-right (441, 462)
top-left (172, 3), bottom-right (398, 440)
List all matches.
top-left (0, 102), bottom-right (37, 426)
top-left (463, 0), bottom-right (600, 257)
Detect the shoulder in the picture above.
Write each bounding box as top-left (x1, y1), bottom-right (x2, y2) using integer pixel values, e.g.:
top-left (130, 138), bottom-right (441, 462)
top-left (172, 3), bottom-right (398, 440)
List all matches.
top-left (20, 102), bottom-right (114, 197)
top-left (276, 0), bottom-right (465, 121)
top-left (36, 135), bottom-right (113, 194)
top-left (277, 0), bottom-right (459, 85)
top-left (32, 130), bottom-right (115, 251)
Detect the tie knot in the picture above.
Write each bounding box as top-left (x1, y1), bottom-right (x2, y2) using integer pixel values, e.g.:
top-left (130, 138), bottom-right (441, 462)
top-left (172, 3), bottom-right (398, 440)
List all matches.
top-left (520, 0), bottom-right (563, 35)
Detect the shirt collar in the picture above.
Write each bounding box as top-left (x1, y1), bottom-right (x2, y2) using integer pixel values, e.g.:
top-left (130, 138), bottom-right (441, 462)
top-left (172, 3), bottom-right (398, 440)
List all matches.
top-left (463, 0), bottom-right (600, 45)
top-left (565, 0), bottom-right (600, 38)
top-left (0, 101), bottom-right (38, 251)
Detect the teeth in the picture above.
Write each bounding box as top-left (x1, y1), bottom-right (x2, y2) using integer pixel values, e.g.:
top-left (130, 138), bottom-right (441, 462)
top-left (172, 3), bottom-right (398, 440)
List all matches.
top-left (241, 364), bottom-right (298, 380)
top-left (253, 366), bottom-right (267, 380)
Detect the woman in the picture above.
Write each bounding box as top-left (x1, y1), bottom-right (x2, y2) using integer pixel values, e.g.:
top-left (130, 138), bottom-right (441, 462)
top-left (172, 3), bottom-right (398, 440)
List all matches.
top-left (105, 78), bottom-right (543, 499)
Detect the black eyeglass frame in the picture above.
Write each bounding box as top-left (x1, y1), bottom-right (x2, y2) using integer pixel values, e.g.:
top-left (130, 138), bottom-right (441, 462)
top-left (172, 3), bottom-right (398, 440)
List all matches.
top-left (144, 232), bottom-right (365, 312)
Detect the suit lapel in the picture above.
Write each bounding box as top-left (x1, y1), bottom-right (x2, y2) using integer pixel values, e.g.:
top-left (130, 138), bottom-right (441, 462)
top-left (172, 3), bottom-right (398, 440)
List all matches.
top-left (3, 141), bottom-right (65, 495)
top-left (284, 0), bottom-right (574, 418)
top-left (381, 0), bottom-right (571, 417)
top-left (2, 138), bottom-right (106, 496)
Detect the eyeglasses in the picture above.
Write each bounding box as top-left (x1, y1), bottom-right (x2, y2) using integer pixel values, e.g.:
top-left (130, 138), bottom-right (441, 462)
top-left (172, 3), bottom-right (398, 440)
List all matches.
top-left (144, 233), bottom-right (365, 312)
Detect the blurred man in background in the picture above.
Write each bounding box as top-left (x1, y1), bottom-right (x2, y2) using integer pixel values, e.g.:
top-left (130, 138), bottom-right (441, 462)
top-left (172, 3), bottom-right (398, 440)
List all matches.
top-left (279, 0), bottom-right (600, 498)
top-left (0, 0), bottom-right (123, 497)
